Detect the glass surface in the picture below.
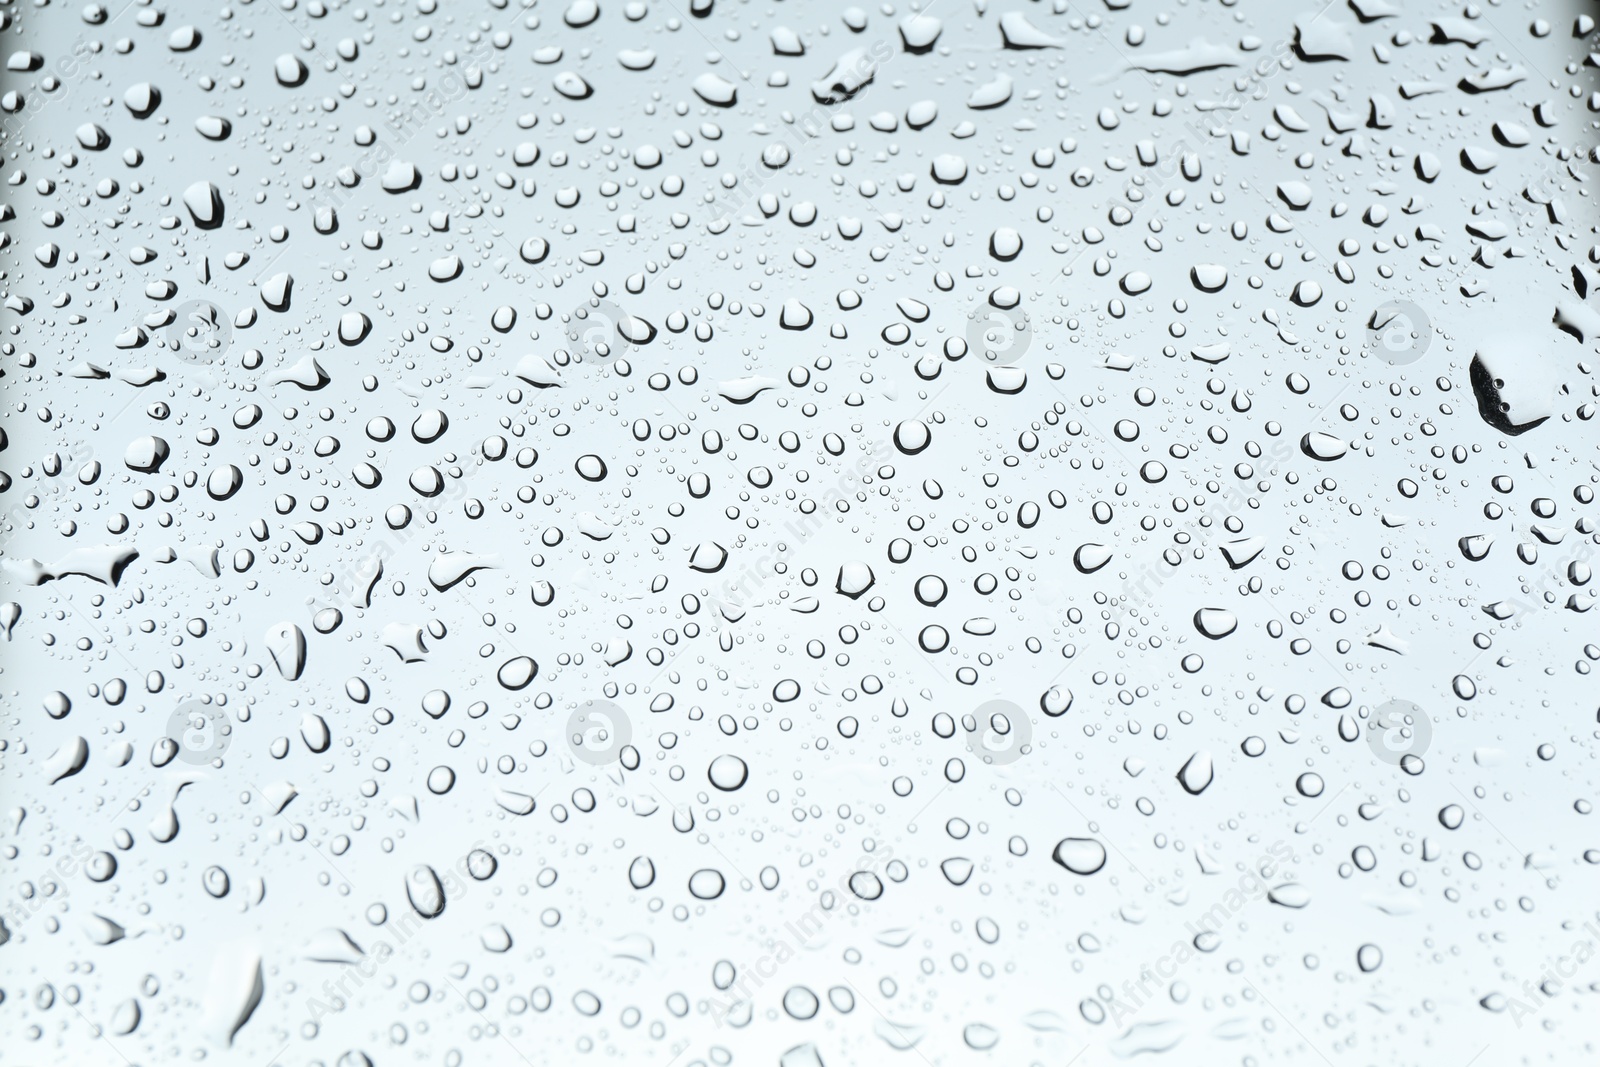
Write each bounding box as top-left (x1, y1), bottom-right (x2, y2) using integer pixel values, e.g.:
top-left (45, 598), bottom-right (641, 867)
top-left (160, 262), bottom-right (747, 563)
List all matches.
top-left (2, 1), bottom-right (1598, 1064)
